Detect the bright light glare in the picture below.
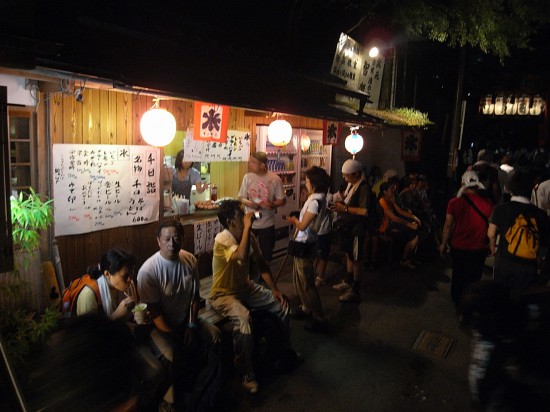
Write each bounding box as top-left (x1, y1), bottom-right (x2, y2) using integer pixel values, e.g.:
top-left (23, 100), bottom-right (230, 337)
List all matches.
top-left (368, 47), bottom-right (379, 58)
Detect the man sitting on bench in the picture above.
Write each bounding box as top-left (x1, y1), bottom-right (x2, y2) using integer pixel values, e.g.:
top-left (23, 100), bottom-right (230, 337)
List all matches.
top-left (209, 200), bottom-right (291, 394)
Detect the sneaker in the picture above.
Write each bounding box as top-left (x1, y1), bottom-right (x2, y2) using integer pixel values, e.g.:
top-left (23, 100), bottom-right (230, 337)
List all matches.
top-left (291, 306), bottom-right (312, 320)
top-left (332, 279), bottom-right (351, 291)
top-left (314, 275), bottom-right (326, 287)
top-left (242, 375), bottom-right (259, 394)
top-left (159, 400), bottom-right (176, 412)
top-left (400, 259), bottom-right (417, 270)
top-left (303, 319), bottom-right (329, 333)
top-left (338, 289), bottom-right (361, 303)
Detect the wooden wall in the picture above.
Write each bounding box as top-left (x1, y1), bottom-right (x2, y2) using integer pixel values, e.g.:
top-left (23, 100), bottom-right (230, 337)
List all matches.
top-left (45, 89), bottom-right (323, 283)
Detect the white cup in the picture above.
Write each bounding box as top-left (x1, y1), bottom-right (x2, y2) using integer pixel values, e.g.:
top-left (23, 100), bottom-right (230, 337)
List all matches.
top-left (132, 303), bottom-right (148, 324)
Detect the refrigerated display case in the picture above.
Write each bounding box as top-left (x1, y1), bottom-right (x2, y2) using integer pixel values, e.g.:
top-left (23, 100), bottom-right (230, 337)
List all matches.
top-left (256, 125), bottom-right (331, 259)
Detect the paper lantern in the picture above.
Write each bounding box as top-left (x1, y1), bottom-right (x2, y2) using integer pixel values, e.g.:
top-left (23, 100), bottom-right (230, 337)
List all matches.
top-left (300, 134), bottom-right (311, 152)
top-left (268, 119), bottom-right (292, 147)
top-left (140, 103), bottom-right (176, 147)
top-left (345, 128), bottom-right (364, 157)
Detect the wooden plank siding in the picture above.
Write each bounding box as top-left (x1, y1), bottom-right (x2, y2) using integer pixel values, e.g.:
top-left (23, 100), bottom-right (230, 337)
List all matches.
top-left (45, 88), bottom-right (322, 284)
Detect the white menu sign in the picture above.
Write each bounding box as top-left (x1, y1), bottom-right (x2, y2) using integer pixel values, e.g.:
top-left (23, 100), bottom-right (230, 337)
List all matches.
top-left (183, 128), bottom-right (251, 162)
top-left (193, 217), bottom-right (222, 255)
top-left (53, 144), bottom-right (160, 236)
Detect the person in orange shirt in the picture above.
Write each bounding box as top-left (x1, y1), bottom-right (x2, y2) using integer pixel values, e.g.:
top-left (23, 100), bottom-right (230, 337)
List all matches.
top-left (378, 181), bottom-right (421, 269)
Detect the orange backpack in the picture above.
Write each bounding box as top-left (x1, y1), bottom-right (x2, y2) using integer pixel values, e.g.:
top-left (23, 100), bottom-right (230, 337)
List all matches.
top-left (61, 274), bottom-right (101, 317)
top-left (505, 213), bottom-right (539, 260)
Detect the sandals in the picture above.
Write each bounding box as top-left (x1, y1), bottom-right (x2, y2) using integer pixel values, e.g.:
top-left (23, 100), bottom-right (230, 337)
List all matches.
top-left (315, 276), bottom-right (326, 287)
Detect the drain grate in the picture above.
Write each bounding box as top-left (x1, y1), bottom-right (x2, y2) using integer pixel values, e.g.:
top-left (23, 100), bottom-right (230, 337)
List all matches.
top-left (412, 330), bottom-right (456, 358)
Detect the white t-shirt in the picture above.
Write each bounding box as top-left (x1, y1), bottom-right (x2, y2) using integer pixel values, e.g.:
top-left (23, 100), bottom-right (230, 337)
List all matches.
top-left (238, 171), bottom-right (285, 229)
top-left (296, 193), bottom-right (330, 242)
top-left (137, 250), bottom-right (199, 328)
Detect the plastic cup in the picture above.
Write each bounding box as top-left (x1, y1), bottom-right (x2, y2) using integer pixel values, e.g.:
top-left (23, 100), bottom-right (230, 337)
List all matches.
top-left (132, 303), bottom-right (148, 324)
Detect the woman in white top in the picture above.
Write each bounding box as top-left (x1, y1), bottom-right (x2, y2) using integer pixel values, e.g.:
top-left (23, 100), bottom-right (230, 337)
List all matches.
top-left (172, 149), bottom-right (209, 200)
top-left (285, 166), bottom-right (330, 333)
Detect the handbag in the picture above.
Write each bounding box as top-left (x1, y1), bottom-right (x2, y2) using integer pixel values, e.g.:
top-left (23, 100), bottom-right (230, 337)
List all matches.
top-left (288, 240), bottom-right (314, 258)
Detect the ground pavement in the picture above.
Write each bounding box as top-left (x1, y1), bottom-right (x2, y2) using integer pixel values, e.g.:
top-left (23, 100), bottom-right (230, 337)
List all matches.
top-left (212, 250), bottom-right (484, 412)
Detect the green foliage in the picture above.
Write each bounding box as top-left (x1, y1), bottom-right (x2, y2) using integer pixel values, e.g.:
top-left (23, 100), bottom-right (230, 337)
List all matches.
top-left (0, 307), bottom-right (59, 369)
top-left (10, 188), bottom-right (54, 256)
top-left (364, 107), bottom-right (433, 126)
top-left (393, 0), bottom-right (550, 60)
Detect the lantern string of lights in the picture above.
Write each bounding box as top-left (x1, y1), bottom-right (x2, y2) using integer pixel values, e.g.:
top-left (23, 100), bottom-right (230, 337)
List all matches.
top-left (344, 126), bottom-right (364, 159)
top-left (140, 97), bottom-right (177, 147)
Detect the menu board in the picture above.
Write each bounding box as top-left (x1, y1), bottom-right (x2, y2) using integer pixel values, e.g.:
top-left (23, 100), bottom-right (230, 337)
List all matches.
top-left (183, 128), bottom-right (250, 162)
top-left (193, 218), bottom-right (222, 255)
top-left (53, 144), bottom-right (160, 236)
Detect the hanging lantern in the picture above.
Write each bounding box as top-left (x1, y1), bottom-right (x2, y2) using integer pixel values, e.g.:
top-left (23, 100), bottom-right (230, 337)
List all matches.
top-left (300, 134), bottom-right (311, 152)
top-left (140, 99), bottom-right (176, 147)
top-left (345, 127), bottom-right (364, 157)
top-left (267, 119), bottom-right (292, 147)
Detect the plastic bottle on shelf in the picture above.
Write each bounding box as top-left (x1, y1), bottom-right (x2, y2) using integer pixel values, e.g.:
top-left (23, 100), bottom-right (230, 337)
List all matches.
top-left (211, 184), bottom-right (217, 201)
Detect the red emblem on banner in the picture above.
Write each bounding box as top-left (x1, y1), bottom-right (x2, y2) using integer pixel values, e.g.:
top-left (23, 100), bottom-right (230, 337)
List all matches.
top-left (323, 120), bottom-right (341, 145)
top-left (193, 102), bottom-right (229, 142)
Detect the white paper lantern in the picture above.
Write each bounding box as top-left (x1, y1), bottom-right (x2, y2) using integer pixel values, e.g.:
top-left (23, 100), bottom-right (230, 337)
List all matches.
top-left (140, 108), bottom-right (176, 147)
top-left (345, 130), bottom-right (364, 156)
top-left (267, 119), bottom-right (292, 147)
top-left (300, 134), bottom-right (311, 152)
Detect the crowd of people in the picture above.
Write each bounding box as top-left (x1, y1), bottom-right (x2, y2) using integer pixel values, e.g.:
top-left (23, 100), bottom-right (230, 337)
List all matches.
top-left (46, 146), bottom-right (550, 411)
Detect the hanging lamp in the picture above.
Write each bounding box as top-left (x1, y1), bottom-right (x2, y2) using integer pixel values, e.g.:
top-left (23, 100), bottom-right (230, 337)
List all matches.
top-left (140, 98), bottom-right (177, 147)
top-left (345, 126), bottom-right (364, 158)
top-left (267, 119), bottom-right (292, 147)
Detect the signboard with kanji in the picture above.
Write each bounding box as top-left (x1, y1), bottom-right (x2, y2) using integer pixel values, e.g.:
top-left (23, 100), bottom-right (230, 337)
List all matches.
top-left (52, 144), bottom-right (160, 236)
top-left (183, 128), bottom-right (251, 162)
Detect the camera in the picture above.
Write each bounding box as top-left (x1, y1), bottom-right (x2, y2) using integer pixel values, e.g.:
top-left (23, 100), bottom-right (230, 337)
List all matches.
top-left (251, 211), bottom-right (262, 221)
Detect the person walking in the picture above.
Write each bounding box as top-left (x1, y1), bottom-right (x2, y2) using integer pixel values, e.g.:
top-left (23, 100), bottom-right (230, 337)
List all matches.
top-left (439, 171), bottom-right (494, 307)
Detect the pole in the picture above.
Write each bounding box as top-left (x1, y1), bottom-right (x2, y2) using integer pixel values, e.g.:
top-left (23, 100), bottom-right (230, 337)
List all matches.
top-left (447, 47), bottom-right (466, 178)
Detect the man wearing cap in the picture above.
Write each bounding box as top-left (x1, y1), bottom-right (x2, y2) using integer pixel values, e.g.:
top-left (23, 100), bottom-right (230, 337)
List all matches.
top-left (329, 159), bottom-right (369, 302)
top-left (238, 151), bottom-right (286, 265)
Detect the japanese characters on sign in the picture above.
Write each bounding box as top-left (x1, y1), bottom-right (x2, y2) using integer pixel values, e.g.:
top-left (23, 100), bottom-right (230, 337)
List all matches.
top-left (53, 144), bottom-right (160, 236)
top-left (193, 102), bottom-right (229, 142)
top-left (331, 33), bottom-right (385, 110)
top-left (401, 129), bottom-right (423, 162)
top-left (322, 120), bottom-right (342, 145)
top-left (193, 217), bottom-right (221, 255)
top-left (183, 128), bottom-right (251, 162)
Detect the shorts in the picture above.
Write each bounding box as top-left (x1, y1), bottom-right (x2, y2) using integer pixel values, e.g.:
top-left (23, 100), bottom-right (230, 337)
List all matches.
top-left (340, 233), bottom-right (365, 262)
top-left (387, 221), bottom-right (418, 243)
top-left (316, 233), bottom-right (332, 260)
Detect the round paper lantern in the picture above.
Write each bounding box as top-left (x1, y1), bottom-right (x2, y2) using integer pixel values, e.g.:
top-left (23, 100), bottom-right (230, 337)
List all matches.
top-left (300, 134), bottom-right (311, 152)
top-left (267, 119), bottom-right (292, 147)
top-left (345, 130), bottom-right (364, 156)
top-left (140, 108), bottom-right (176, 147)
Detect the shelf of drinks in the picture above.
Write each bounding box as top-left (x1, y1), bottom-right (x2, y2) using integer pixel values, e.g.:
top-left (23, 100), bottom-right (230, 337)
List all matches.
top-left (271, 170), bottom-right (296, 175)
top-left (266, 151), bottom-right (297, 156)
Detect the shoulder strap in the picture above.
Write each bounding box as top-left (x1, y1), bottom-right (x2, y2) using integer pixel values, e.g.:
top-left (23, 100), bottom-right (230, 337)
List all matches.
top-left (462, 194), bottom-right (489, 225)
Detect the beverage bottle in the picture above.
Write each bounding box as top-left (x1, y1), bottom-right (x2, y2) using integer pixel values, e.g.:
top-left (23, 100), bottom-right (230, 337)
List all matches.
top-left (211, 184), bottom-right (217, 201)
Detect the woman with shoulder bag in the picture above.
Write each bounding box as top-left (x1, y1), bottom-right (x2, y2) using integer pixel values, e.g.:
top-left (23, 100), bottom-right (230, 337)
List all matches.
top-left (285, 166), bottom-right (330, 333)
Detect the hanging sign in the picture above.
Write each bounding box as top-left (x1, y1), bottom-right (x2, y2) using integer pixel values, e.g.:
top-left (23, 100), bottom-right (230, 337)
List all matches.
top-left (401, 129), bottom-right (422, 162)
top-left (53, 144), bottom-right (160, 236)
top-left (183, 128), bottom-right (251, 162)
top-left (193, 102), bottom-right (229, 142)
top-left (322, 120), bottom-right (342, 145)
top-left (193, 217), bottom-right (222, 255)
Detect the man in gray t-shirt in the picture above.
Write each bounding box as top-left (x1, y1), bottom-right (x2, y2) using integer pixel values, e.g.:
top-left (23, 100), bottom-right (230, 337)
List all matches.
top-left (138, 220), bottom-right (219, 411)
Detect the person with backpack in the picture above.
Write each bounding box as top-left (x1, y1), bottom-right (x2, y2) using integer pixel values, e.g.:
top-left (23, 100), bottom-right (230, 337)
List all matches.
top-left (488, 167), bottom-right (550, 300)
top-left (330, 159), bottom-right (369, 303)
top-left (63, 248), bottom-right (137, 319)
top-left (438, 171), bottom-right (494, 307)
top-left (285, 166), bottom-right (330, 333)
top-left (64, 248), bottom-right (165, 411)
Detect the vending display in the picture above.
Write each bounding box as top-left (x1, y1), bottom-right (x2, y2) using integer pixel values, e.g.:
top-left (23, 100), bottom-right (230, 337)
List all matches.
top-left (256, 125), bottom-right (332, 259)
